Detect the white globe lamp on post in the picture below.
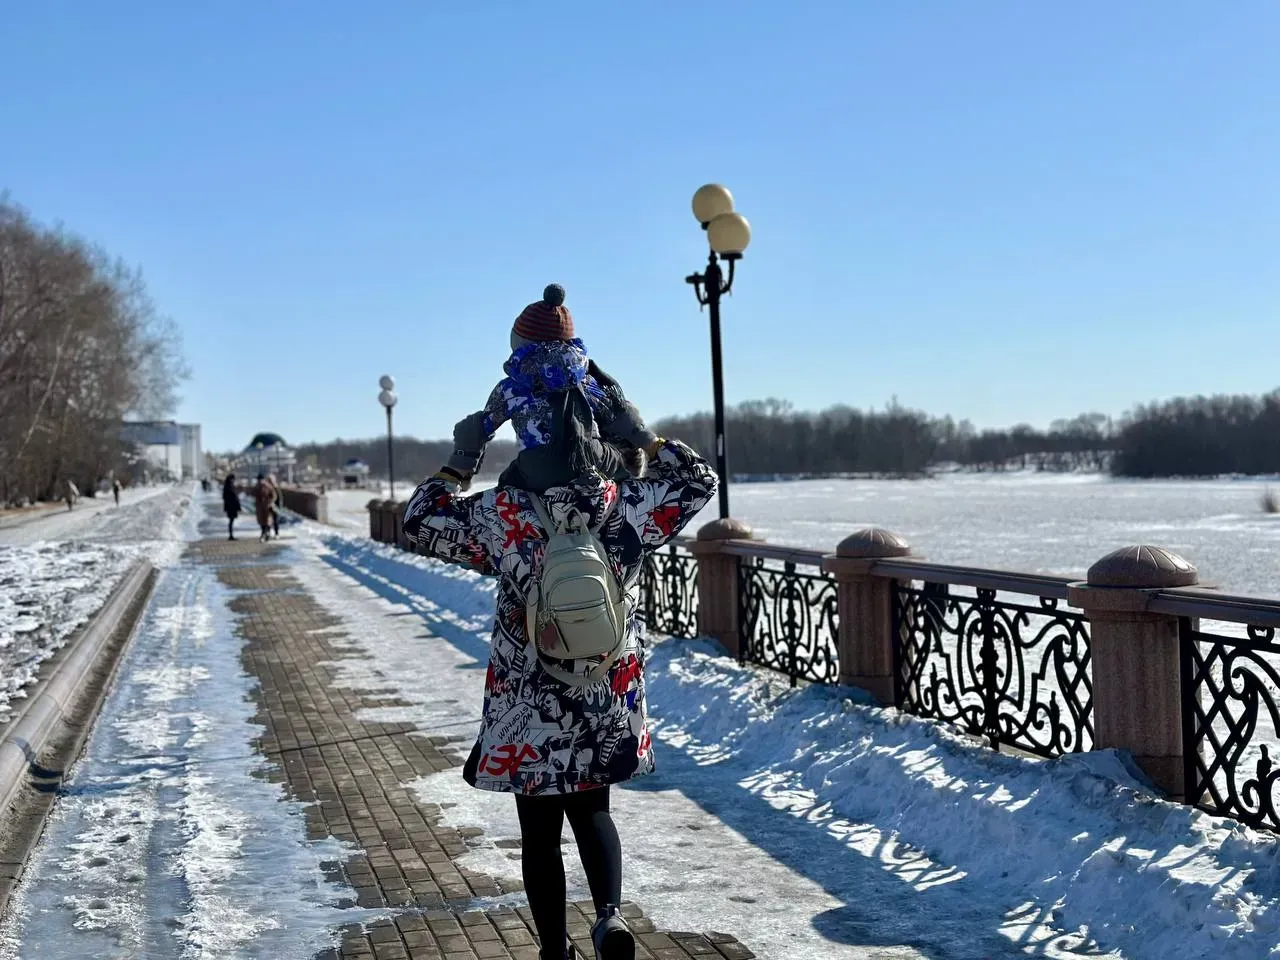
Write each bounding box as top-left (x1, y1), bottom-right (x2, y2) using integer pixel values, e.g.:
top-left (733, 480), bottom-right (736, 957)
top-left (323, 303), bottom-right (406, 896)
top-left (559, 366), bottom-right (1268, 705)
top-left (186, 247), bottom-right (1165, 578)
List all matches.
top-left (378, 375), bottom-right (398, 500)
top-left (685, 185), bottom-right (752, 522)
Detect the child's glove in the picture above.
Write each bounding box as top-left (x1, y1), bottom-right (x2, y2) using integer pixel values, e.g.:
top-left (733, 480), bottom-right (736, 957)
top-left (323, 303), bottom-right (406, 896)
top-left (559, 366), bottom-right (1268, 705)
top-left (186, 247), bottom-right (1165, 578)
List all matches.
top-left (447, 412), bottom-right (488, 489)
top-left (606, 399), bottom-right (657, 451)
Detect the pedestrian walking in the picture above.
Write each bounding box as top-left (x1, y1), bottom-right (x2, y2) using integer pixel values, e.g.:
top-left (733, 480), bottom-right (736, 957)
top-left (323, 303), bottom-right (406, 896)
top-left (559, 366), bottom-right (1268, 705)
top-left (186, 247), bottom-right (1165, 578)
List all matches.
top-left (267, 473), bottom-right (281, 538)
top-left (223, 474), bottom-right (242, 540)
top-left (402, 406), bottom-right (716, 960)
top-left (112, 478), bottom-right (121, 506)
top-left (64, 479), bottom-right (79, 511)
top-left (253, 473), bottom-right (277, 542)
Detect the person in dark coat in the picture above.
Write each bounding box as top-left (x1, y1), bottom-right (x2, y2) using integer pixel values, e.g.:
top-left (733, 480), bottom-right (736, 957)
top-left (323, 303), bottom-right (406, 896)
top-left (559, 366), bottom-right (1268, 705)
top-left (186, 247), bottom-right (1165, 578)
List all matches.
top-left (222, 474), bottom-right (242, 540)
top-left (403, 408), bottom-right (717, 960)
top-left (112, 478), bottom-right (121, 506)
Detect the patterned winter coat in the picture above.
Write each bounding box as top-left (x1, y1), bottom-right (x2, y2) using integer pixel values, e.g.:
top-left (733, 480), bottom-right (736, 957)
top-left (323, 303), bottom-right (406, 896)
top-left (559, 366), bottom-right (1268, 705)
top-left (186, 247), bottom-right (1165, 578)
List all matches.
top-left (402, 439), bottom-right (717, 795)
top-left (482, 339), bottom-right (619, 450)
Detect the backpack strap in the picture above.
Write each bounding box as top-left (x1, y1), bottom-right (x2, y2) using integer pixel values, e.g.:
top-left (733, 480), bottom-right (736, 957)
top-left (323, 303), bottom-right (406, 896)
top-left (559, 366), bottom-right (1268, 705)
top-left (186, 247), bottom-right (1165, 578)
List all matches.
top-left (528, 489), bottom-right (616, 536)
top-left (526, 491), bottom-right (558, 534)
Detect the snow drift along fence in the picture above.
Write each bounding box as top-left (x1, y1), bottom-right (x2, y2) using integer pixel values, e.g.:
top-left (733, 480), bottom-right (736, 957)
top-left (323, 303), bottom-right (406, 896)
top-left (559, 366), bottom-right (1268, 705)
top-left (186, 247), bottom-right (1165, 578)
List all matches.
top-left (366, 500), bottom-right (1280, 833)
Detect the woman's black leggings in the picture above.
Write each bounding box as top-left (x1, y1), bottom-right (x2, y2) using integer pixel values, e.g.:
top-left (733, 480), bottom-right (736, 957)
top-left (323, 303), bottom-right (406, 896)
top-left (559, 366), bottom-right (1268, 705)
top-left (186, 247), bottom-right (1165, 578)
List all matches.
top-left (514, 787), bottom-right (622, 959)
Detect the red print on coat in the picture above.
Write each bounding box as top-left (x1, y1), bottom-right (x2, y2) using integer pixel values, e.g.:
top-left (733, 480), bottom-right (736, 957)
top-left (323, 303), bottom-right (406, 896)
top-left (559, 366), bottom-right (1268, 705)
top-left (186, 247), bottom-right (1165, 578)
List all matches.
top-left (649, 504), bottom-right (681, 538)
top-left (610, 654), bottom-right (641, 697)
top-left (480, 743), bottom-right (539, 777)
top-left (496, 492), bottom-right (540, 550)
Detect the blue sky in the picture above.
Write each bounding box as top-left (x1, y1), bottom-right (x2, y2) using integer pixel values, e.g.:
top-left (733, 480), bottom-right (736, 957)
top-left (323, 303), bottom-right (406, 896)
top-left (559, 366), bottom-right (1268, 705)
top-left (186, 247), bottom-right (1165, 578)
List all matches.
top-left (3, 3), bottom-right (1277, 452)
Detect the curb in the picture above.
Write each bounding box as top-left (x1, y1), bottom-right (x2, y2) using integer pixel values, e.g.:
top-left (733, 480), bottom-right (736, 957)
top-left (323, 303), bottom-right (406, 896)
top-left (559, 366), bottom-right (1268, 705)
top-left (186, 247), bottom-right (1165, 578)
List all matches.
top-left (0, 560), bottom-right (157, 908)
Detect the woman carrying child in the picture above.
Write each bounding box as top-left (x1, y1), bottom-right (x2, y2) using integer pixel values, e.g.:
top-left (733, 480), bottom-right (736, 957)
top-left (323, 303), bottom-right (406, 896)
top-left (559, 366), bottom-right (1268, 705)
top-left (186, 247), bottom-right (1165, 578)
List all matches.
top-left (402, 288), bottom-right (717, 960)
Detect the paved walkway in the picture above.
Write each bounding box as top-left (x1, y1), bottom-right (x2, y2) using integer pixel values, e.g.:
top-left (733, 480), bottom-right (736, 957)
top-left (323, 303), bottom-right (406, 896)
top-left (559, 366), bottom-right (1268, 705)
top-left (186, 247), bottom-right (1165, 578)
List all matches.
top-left (199, 530), bottom-right (755, 960)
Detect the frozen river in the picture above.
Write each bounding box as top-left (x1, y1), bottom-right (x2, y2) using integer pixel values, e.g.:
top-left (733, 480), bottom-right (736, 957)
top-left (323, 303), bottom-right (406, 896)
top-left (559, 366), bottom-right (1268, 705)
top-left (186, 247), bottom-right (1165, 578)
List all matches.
top-left (686, 472), bottom-right (1280, 598)
top-left (333, 472), bottom-right (1280, 597)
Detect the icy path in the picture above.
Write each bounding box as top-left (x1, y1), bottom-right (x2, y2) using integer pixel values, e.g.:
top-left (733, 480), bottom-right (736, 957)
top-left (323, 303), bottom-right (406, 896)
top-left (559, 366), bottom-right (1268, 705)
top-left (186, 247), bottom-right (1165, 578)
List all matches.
top-left (0, 496), bottom-right (369, 960)
top-left (309, 534), bottom-right (1280, 960)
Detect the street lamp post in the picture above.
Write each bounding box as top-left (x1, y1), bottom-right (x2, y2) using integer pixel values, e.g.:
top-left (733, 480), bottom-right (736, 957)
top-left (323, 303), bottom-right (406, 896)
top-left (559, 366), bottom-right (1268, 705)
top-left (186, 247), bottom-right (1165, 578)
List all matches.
top-left (378, 375), bottom-right (398, 501)
top-left (685, 184), bottom-right (752, 520)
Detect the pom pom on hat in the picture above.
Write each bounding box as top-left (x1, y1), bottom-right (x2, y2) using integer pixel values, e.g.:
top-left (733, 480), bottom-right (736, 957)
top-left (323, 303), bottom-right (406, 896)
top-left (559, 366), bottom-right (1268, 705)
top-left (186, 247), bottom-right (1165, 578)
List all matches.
top-left (513, 283), bottom-right (575, 341)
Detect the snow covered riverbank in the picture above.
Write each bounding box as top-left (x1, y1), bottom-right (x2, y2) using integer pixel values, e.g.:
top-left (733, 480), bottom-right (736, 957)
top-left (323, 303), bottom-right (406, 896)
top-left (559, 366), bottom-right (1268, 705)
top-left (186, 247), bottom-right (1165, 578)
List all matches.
top-left (309, 533), bottom-right (1280, 960)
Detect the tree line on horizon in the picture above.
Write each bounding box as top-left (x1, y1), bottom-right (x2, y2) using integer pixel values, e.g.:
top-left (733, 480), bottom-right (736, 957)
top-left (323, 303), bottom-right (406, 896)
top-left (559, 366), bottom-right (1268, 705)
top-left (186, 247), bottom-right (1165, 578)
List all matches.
top-left (0, 199), bottom-right (187, 506)
top-left (292, 388), bottom-right (1280, 482)
top-left (652, 392), bottom-right (1280, 478)
top-left (292, 436), bottom-right (519, 484)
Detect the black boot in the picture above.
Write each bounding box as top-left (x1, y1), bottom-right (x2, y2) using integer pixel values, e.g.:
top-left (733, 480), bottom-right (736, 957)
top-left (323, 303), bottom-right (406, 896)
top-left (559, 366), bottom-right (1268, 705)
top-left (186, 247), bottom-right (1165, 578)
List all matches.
top-left (590, 906), bottom-right (633, 960)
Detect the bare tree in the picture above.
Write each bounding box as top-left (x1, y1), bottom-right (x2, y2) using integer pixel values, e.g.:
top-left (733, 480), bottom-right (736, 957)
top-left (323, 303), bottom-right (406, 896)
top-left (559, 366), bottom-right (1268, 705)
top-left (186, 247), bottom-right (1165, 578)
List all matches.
top-left (0, 198), bottom-right (188, 504)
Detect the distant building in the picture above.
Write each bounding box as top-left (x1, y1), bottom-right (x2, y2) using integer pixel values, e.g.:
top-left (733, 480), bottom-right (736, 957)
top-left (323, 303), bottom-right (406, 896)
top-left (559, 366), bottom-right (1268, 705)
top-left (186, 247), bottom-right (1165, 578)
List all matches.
top-left (238, 432), bottom-right (296, 483)
top-left (122, 420), bottom-right (203, 481)
top-left (342, 458), bottom-right (371, 489)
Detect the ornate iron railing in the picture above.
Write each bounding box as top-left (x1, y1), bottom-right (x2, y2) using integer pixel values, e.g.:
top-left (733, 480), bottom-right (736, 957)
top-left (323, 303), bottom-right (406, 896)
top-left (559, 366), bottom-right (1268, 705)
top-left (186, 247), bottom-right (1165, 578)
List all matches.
top-left (892, 582), bottom-right (1093, 757)
top-left (738, 557), bottom-right (839, 687)
top-left (639, 544), bottom-right (700, 639)
top-left (1180, 619), bottom-right (1280, 831)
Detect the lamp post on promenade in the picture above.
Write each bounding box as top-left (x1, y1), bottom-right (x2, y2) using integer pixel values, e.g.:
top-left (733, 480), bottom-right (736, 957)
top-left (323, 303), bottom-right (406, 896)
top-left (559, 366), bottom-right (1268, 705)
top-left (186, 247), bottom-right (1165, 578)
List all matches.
top-left (378, 375), bottom-right (398, 501)
top-left (685, 184), bottom-right (752, 521)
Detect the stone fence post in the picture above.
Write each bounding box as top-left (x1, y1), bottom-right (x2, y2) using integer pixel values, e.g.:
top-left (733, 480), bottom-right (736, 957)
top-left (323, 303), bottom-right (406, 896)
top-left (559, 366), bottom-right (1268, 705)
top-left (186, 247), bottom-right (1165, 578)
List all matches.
top-left (367, 498), bottom-right (383, 540)
top-left (822, 528), bottom-right (912, 705)
top-left (378, 500), bottom-right (397, 544)
top-left (394, 502), bottom-right (408, 550)
top-left (689, 517), bottom-right (753, 658)
top-left (1069, 545), bottom-right (1198, 800)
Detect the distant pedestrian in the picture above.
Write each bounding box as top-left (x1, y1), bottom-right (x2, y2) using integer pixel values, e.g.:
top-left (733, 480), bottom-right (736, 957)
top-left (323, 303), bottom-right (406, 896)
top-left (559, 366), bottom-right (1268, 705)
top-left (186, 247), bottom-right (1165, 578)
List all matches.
top-left (223, 474), bottom-right (242, 540)
top-left (112, 478), bottom-right (121, 506)
top-left (267, 473), bottom-right (281, 538)
top-left (402, 403), bottom-right (717, 960)
top-left (64, 479), bottom-right (79, 511)
top-left (253, 473), bottom-right (277, 542)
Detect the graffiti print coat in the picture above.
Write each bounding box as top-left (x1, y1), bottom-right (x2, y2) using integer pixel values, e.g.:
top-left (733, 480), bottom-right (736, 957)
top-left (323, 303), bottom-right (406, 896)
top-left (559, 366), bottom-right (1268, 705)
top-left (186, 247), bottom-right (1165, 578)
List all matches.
top-left (402, 439), bottom-right (717, 795)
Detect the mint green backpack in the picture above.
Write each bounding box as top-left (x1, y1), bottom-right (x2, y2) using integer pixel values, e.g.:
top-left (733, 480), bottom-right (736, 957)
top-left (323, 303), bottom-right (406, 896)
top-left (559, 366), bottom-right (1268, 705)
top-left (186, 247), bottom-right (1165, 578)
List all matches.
top-left (524, 494), bottom-right (630, 688)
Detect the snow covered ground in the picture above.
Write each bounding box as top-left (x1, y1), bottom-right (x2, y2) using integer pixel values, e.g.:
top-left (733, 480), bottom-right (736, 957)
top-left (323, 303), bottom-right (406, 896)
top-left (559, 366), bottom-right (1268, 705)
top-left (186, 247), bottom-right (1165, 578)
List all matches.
top-left (0, 484), bottom-right (193, 725)
top-left (0, 493), bottom-right (382, 960)
top-left (303, 533), bottom-right (1280, 960)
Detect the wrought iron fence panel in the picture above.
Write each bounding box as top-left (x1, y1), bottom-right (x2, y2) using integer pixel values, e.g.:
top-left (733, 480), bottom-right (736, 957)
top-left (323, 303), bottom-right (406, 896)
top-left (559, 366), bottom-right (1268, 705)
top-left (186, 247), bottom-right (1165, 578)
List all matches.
top-left (639, 545), bottom-right (700, 639)
top-left (893, 583), bottom-right (1092, 757)
top-left (738, 558), bottom-right (839, 686)
top-left (1181, 620), bottom-right (1280, 830)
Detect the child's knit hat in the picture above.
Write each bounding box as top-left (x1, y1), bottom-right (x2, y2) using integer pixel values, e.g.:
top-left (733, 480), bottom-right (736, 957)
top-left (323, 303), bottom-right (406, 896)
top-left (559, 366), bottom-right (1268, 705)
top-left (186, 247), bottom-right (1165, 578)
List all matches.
top-left (513, 284), bottom-right (574, 342)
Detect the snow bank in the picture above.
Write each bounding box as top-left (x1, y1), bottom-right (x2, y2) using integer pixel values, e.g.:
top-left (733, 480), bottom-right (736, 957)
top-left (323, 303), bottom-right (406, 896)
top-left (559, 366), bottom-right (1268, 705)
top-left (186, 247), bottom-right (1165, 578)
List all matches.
top-left (0, 542), bottom-right (134, 724)
top-left (647, 640), bottom-right (1280, 958)
top-left (0, 486), bottom-right (194, 725)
